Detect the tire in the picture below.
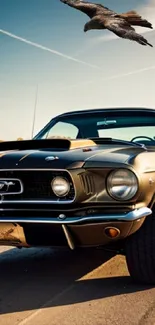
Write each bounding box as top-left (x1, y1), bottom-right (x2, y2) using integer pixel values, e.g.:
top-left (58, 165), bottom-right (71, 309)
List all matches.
top-left (125, 212), bottom-right (155, 285)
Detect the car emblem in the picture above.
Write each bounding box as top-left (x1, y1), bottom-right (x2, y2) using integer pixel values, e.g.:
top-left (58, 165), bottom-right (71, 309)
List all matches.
top-left (0, 181), bottom-right (15, 193)
top-left (45, 156), bottom-right (59, 161)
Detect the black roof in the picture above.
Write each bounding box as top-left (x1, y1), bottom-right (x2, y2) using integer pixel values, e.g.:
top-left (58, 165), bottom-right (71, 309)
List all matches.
top-left (58, 107), bottom-right (155, 118)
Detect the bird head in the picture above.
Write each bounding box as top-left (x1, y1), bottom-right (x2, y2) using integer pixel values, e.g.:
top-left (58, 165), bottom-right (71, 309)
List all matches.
top-left (84, 23), bottom-right (90, 32)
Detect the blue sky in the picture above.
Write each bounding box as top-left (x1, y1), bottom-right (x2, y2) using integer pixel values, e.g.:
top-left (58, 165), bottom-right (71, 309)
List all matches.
top-left (0, 0), bottom-right (155, 140)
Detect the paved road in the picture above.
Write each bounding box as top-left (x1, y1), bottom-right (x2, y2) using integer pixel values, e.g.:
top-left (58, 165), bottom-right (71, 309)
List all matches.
top-left (0, 246), bottom-right (155, 325)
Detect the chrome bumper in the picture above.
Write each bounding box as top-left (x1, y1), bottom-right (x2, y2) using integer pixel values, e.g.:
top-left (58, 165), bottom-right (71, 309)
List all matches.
top-left (0, 207), bottom-right (152, 224)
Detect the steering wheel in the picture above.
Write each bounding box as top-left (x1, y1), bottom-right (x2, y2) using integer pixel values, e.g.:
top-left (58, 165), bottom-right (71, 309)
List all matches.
top-left (131, 136), bottom-right (155, 143)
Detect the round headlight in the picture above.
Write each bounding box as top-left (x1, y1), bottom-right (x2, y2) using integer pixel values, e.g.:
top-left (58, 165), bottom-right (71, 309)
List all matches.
top-left (51, 177), bottom-right (70, 197)
top-left (107, 169), bottom-right (138, 201)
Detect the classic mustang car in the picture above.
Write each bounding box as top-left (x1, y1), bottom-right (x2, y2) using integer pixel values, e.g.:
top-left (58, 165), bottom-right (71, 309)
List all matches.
top-left (0, 107), bottom-right (155, 284)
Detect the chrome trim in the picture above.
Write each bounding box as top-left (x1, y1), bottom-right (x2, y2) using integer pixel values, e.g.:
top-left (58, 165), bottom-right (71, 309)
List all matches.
top-left (0, 207), bottom-right (151, 224)
top-left (0, 168), bottom-right (75, 171)
top-left (0, 169), bottom-right (76, 203)
top-left (0, 199), bottom-right (74, 204)
top-left (0, 178), bottom-right (23, 195)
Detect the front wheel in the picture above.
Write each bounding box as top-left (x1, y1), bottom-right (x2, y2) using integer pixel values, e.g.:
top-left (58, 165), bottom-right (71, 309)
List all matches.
top-left (125, 212), bottom-right (155, 284)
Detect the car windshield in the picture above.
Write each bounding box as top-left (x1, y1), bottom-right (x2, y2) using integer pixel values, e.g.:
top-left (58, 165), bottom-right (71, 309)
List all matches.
top-left (35, 110), bottom-right (155, 145)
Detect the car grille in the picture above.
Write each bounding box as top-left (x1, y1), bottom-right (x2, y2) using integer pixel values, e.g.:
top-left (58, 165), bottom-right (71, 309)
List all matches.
top-left (0, 170), bottom-right (75, 202)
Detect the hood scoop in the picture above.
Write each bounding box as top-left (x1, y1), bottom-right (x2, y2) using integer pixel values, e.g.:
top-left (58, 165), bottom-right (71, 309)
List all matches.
top-left (0, 138), bottom-right (96, 152)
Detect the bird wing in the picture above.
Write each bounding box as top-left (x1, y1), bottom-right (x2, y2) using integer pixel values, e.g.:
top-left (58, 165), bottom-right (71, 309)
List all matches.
top-left (104, 18), bottom-right (136, 37)
top-left (60, 0), bottom-right (117, 18)
top-left (104, 18), bottom-right (153, 46)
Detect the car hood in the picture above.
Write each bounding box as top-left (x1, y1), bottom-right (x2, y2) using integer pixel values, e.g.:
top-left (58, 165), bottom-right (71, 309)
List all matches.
top-left (0, 138), bottom-right (145, 169)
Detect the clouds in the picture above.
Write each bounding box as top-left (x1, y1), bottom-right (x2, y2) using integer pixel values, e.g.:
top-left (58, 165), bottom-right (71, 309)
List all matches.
top-left (58, 63), bottom-right (155, 92)
top-left (139, 0), bottom-right (155, 30)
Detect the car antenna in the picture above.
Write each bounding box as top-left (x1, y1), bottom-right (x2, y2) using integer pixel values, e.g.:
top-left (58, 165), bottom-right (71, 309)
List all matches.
top-left (31, 84), bottom-right (38, 139)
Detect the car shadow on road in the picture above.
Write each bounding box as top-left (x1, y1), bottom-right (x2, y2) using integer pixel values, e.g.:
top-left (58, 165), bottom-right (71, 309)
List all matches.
top-left (0, 247), bottom-right (153, 315)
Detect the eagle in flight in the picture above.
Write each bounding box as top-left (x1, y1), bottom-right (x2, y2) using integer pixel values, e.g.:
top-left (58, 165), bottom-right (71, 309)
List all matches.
top-left (60, 0), bottom-right (153, 47)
